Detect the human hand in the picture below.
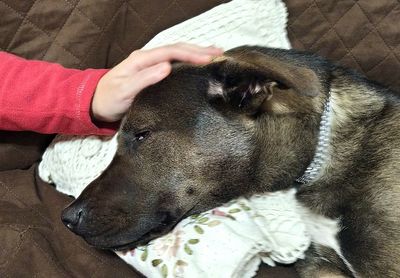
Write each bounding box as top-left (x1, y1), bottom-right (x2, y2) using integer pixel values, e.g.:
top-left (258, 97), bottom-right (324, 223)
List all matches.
top-left (91, 43), bottom-right (223, 122)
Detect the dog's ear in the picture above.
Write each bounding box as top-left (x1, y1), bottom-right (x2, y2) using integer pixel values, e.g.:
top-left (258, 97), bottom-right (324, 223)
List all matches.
top-left (207, 53), bottom-right (322, 115)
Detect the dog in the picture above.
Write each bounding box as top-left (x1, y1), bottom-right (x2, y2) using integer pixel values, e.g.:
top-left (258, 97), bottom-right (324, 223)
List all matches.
top-left (61, 46), bottom-right (400, 277)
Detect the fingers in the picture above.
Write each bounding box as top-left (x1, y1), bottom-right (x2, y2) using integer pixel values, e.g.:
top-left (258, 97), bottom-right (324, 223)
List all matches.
top-left (173, 43), bottom-right (223, 56)
top-left (128, 43), bottom-right (223, 71)
top-left (126, 62), bottom-right (172, 95)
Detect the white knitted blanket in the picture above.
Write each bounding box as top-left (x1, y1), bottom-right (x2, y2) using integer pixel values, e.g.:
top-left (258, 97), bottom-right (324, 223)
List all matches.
top-left (39, 1), bottom-right (311, 277)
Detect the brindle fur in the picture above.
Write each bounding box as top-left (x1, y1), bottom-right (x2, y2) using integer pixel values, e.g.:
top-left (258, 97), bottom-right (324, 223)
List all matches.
top-left (62, 46), bottom-right (400, 277)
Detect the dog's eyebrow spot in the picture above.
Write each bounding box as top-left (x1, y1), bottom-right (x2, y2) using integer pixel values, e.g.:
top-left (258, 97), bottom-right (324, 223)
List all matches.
top-left (186, 187), bottom-right (195, 195)
top-left (208, 80), bottom-right (223, 97)
top-left (210, 56), bottom-right (228, 63)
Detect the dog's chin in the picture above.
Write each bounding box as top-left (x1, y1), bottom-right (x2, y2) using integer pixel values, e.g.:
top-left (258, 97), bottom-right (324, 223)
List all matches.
top-left (84, 223), bottom-right (176, 252)
top-left (83, 206), bottom-right (204, 251)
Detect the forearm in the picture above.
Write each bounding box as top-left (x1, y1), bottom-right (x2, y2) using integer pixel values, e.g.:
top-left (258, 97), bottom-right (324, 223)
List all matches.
top-left (0, 52), bottom-right (116, 135)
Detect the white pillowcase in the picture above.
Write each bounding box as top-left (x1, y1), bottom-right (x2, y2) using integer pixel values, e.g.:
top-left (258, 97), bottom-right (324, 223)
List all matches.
top-left (39, 0), bottom-right (306, 277)
top-left (118, 189), bottom-right (311, 278)
top-left (143, 0), bottom-right (290, 50)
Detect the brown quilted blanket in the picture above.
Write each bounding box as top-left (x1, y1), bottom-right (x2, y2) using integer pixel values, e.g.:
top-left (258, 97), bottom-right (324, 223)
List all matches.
top-left (0, 0), bottom-right (399, 277)
top-left (0, 0), bottom-right (227, 68)
top-left (286, 0), bottom-right (400, 93)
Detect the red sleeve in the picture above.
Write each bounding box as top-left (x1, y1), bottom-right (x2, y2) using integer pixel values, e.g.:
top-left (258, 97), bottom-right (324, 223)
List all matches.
top-left (0, 51), bottom-right (118, 135)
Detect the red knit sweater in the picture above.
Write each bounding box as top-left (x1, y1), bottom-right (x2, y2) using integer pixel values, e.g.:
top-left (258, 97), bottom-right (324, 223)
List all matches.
top-left (0, 52), bottom-right (117, 135)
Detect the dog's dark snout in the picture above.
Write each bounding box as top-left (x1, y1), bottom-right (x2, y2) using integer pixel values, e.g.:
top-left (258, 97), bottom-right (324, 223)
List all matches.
top-left (61, 204), bottom-right (85, 232)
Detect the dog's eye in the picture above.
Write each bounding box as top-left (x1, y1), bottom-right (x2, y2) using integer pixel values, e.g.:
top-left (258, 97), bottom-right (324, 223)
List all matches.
top-left (134, 130), bottom-right (150, 142)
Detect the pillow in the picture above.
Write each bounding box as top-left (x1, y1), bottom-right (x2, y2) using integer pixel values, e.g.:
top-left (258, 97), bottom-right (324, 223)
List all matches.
top-left (39, 0), bottom-right (302, 277)
top-left (39, 134), bottom-right (117, 196)
top-left (142, 0), bottom-right (290, 50)
top-left (117, 189), bottom-right (311, 278)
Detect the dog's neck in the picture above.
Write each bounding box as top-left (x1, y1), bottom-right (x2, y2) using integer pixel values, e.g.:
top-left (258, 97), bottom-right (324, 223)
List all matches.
top-left (296, 91), bottom-right (333, 185)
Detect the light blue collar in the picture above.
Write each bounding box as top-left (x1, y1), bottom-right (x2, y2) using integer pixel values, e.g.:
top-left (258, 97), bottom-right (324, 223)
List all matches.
top-left (296, 93), bottom-right (333, 185)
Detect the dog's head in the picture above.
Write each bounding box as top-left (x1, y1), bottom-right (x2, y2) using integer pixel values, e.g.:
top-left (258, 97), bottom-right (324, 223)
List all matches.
top-left (62, 47), bottom-right (330, 250)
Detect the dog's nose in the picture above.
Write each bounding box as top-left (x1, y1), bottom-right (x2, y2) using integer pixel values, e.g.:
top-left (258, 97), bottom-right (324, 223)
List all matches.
top-left (61, 204), bottom-right (85, 232)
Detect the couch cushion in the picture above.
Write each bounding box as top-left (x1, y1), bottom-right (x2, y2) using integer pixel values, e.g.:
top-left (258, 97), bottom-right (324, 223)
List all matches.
top-left (0, 132), bottom-right (53, 171)
top-left (285, 0), bottom-right (400, 93)
top-left (0, 165), bottom-right (142, 277)
top-left (0, 0), bottom-right (228, 69)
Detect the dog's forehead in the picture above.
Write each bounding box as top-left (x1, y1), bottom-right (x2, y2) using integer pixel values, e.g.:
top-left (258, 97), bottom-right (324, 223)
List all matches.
top-left (124, 69), bottom-right (213, 130)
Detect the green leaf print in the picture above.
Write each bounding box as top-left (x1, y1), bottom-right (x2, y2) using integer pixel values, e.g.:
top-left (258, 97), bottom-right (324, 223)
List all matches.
top-left (239, 203), bottom-right (252, 211)
top-left (152, 259), bottom-right (163, 267)
top-left (228, 208), bottom-right (241, 213)
top-left (184, 243), bottom-right (193, 255)
top-left (207, 220), bottom-right (221, 227)
top-left (161, 264), bottom-right (168, 278)
top-left (198, 217), bottom-right (209, 224)
top-left (176, 260), bottom-right (188, 266)
top-left (141, 248), bottom-right (148, 261)
top-left (194, 225), bottom-right (204, 234)
top-left (188, 239), bottom-right (199, 244)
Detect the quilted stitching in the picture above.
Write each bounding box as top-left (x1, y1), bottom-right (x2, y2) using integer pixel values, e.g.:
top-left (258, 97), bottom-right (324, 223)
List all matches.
top-left (286, 0), bottom-right (400, 92)
top-left (1, 0), bottom-right (82, 63)
top-left (0, 0), bottom-right (227, 69)
top-left (39, 0), bottom-right (84, 60)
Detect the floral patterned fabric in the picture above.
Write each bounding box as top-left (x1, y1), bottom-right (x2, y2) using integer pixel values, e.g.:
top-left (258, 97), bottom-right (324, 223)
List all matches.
top-left (118, 190), bottom-right (310, 278)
